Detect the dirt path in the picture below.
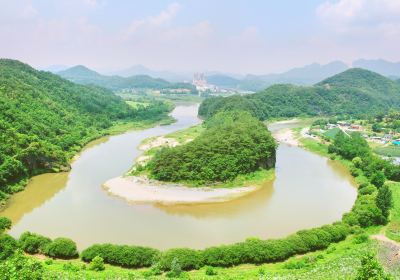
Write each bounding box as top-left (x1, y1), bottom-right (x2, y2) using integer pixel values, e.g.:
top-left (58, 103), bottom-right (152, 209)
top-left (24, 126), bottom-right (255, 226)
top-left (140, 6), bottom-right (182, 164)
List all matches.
top-left (372, 234), bottom-right (400, 269)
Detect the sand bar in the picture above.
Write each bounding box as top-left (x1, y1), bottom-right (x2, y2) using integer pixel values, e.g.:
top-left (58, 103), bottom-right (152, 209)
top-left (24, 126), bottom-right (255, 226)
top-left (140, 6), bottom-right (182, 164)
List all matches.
top-left (103, 176), bottom-right (257, 205)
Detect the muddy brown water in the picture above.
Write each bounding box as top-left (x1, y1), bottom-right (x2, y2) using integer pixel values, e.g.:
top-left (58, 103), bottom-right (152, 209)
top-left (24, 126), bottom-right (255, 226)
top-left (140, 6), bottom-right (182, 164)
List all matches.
top-left (1, 105), bottom-right (357, 250)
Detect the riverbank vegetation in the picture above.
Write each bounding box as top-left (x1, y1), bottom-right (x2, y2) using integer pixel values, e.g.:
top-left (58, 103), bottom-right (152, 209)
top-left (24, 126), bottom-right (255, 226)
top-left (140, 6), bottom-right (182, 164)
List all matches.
top-left (144, 111), bottom-right (277, 185)
top-left (0, 59), bottom-right (174, 207)
top-left (1, 124), bottom-right (397, 277)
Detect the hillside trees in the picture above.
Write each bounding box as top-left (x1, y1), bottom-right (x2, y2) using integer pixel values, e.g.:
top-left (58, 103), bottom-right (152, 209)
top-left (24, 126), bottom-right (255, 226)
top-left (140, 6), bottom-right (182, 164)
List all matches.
top-left (0, 59), bottom-right (172, 203)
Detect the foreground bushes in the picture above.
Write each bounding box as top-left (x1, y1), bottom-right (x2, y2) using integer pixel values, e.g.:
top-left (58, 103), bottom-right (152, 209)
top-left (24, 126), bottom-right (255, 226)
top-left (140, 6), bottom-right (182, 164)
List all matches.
top-left (79, 223), bottom-right (350, 270)
top-left (81, 244), bottom-right (159, 268)
top-left (19, 231), bottom-right (51, 254)
top-left (0, 234), bottom-right (18, 260)
top-left (43, 237), bottom-right (78, 259)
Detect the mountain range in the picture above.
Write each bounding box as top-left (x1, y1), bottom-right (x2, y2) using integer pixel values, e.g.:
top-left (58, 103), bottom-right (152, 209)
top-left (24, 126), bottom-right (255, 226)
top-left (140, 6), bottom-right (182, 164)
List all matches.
top-left (49, 58), bottom-right (400, 92)
top-left (199, 68), bottom-right (400, 119)
top-left (57, 65), bottom-right (196, 92)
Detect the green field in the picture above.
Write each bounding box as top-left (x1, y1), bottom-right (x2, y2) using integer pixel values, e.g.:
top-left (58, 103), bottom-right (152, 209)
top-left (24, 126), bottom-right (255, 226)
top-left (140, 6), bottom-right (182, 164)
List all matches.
top-left (126, 100), bottom-right (150, 109)
top-left (374, 145), bottom-right (400, 157)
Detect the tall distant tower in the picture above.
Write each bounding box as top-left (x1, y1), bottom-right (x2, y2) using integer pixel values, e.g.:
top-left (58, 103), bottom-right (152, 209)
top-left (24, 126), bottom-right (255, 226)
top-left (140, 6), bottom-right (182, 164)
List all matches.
top-left (192, 72), bottom-right (207, 88)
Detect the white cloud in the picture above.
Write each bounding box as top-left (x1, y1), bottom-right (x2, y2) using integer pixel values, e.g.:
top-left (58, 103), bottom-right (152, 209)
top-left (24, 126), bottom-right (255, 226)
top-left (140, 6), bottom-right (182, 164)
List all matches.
top-left (124, 2), bottom-right (181, 37)
top-left (317, 0), bottom-right (400, 31)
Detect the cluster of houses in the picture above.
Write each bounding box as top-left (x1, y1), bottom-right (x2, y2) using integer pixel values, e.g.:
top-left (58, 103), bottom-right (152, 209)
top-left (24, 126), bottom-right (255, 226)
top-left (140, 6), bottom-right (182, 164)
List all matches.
top-left (323, 122), bottom-right (400, 145)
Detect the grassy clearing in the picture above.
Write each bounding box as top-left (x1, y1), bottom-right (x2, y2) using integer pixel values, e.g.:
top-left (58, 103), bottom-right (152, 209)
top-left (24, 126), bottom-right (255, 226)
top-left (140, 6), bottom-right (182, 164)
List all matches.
top-left (374, 145), bottom-right (400, 157)
top-left (386, 181), bottom-right (400, 242)
top-left (165, 124), bottom-right (205, 144)
top-left (297, 136), bottom-right (329, 157)
top-left (106, 114), bottom-right (175, 135)
top-left (126, 100), bottom-right (150, 109)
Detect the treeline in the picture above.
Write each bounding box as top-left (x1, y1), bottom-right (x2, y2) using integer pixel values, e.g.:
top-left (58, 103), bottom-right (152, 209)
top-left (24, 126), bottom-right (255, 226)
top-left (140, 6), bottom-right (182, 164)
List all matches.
top-left (145, 111), bottom-right (277, 184)
top-left (199, 69), bottom-right (400, 120)
top-left (0, 216), bottom-right (350, 273)
top-left (328, 131), bottom-right (395, 226)
top-left (0, 59), bottom-right (172, 204)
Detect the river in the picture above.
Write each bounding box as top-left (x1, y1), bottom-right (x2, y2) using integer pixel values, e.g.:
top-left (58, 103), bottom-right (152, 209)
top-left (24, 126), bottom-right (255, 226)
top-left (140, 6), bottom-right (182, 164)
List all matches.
top-left (0, 103), bottom-right (357, 250)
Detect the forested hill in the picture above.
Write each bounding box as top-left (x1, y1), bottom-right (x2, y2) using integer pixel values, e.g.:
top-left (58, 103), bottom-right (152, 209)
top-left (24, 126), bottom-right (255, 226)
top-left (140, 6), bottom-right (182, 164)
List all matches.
top-left (199, 68), bottom-right (400, 120)
top-left (58, 65), bottom-right (196, 92)
top-left (0, 59), bottom-right (169, 203)
top-left (317, 68), bottom-right (400, 99)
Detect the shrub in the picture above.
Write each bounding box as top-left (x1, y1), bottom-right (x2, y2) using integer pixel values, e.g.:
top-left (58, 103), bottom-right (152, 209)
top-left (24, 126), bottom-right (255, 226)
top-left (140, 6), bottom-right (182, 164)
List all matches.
top-left (370, 171), bottom-right (386, 188)
top-left (0, 217), bottom-right (12, 233)
top-left (202, 244), bottom-right (244, 267)
top-left (350, 166), bottom-right (361, 177)
top-left (358, 184), bottom-right (377, 195)
top-left (143, 262), bottom-right (163, 277)
top-left (352, 157), bottom-right (363, 168)
top-left (344, 194), bottom-right (384, 227)
top-left (19, 231), bottom-right (51, 254)
top-left (165, 257), bottom-right (182, 278)
top-left (81, 244), bottom-right (160, 268)
top-left (353, 234), bottom-right (369, 244)
top-left (355, 253), bottom-right (393, 280)
top-left (0, 249), bottom-right (43, 279)
top-left (0, 234), bottom-right (18, 260)
top-left (89, 255), bottom-right (105, 271)
top-left (376, 184), bottom-right (393, 224)
top-left (283, 258), bottom-right (309, 269)
top-left (160, 248), bottom-right (203, 271)
top-left (62, 262), bottom-right (80, 272)
top-left (205, 266), bottom-right (217, 276)
top-left (44, 237), bottom-right (78, 259)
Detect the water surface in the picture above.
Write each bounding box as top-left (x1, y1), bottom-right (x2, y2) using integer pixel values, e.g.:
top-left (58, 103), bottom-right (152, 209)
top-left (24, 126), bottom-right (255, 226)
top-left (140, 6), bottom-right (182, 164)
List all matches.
top-left (1, 105), bottom-right (357, 250)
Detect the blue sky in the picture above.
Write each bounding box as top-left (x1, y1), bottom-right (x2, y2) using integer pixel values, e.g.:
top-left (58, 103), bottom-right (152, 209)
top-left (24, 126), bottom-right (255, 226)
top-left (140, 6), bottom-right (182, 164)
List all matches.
top-left (1, 0), bottom-right (399, 74)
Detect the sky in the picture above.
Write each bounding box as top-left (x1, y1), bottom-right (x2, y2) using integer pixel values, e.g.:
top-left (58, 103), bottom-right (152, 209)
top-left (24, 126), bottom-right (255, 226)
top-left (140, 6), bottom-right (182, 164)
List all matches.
top-left (1, 0), bottom-right (400, 74)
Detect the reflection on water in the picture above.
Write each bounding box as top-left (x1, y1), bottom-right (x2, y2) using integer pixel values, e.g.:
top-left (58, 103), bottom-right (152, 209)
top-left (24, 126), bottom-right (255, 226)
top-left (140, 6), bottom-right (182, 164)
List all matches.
top-left (155, 180), bottom-right (275, 219)
top-left (1, 172), bottom-right (69, 223)
top-left (1, 108), bottom-right (357, 250)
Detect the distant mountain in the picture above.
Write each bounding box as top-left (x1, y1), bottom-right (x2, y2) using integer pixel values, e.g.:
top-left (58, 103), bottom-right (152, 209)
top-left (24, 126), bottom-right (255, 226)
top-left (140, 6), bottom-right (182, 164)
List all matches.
top-left (238, 61), bottom-right (349, 91)
top-left (353, 59), bottom-right (400, 77)
top-left (205, 74), bottom-right (241, 88)
top-left (109, 65), bottom-right (191, 82)
top-left (199, 68), bottom-right (400, 119)
top-left (58, 65), bottom-right (195, 92)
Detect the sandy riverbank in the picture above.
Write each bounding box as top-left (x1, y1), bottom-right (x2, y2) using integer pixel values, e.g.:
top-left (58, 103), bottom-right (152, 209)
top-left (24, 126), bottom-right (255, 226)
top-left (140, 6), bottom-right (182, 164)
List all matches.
top-left (103, 176), bottom-right (258, 205)
top-left (273, 128), bottom-right (299, 146)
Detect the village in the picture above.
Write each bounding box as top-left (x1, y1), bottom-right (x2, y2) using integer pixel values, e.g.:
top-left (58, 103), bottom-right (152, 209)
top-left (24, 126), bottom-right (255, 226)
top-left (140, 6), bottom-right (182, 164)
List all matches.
top-left (306, 118), bottom-right (400, 161)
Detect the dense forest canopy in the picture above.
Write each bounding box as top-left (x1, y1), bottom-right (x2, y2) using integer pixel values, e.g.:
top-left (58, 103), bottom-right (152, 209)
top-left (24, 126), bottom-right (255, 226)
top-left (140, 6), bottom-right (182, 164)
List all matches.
top-left (0, 59), bottom-right (171, 202)
top-left (146, 111), bottom-right (277, 184)
top-left (58, 65), bottom-right (197, 93)
top-left (199, 68), bottom-right (400, 120)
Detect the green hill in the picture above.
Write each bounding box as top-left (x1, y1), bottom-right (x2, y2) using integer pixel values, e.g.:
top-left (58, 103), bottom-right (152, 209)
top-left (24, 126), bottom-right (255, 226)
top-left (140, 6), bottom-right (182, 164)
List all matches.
top-left (0, 59), bottom-right (169, 202)
top-left (206, 74), bottom-right (241, 88)
top-left (58, 65), bottom-right (196, 92)
top-left (199, 68), bottom-right (400, 120)
top-left (317, 68), bottom-right (400, 99)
